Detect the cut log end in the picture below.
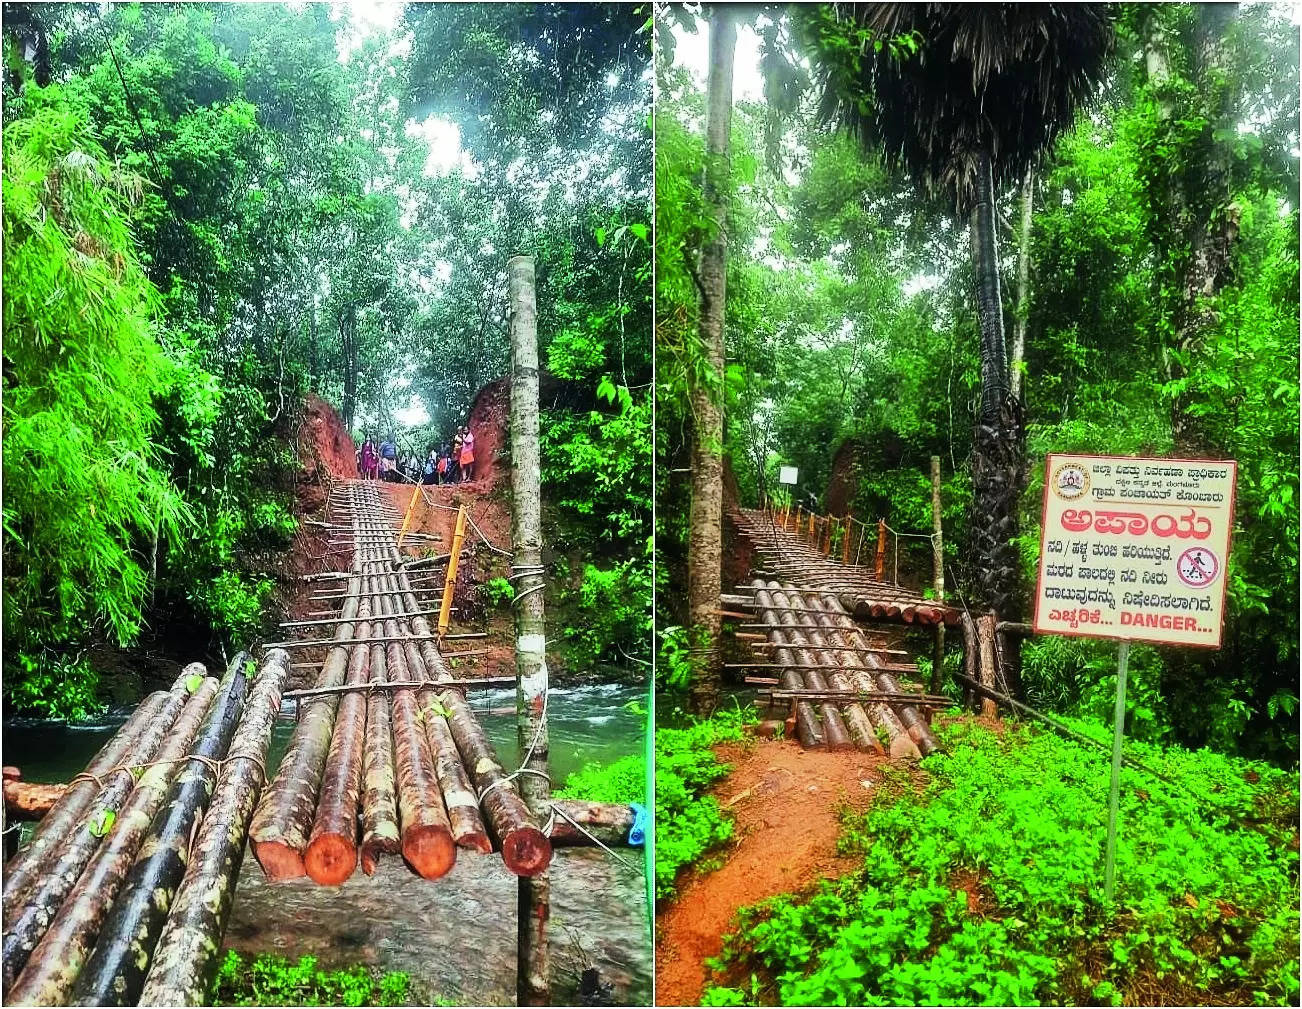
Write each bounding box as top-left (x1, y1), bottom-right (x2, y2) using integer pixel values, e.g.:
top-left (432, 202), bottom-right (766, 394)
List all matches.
top-left (401, 826), bottom-right (456, 880)
top-left (253, 840), bottom-right (307, 882)
top-left (454, 828), bottom-right (493, 855)
top-left (501, 827), bottom-right (552, 877)
top-left (304, 833), bottom-right (359, 886)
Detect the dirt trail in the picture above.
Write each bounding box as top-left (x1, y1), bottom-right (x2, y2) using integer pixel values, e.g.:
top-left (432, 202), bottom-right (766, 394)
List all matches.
top-left (655, 739), bottom-right (890, 1006)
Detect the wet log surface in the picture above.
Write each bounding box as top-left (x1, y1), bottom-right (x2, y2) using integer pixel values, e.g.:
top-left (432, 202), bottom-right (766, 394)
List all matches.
top-left (250, 583), bottom-right (360, 881)
top-left (70, 656), bottom-right (250, 1007)
top-left (4, 678), bottom-right (221, 1007)
top-left (1, 671), bottom-right (206, 991)
top-left (360, 637), bottom-right (401, 875)
top-left (2, 685), bottom-right (178, 917)
top-left (138, 650), bottom-right (291, 1007)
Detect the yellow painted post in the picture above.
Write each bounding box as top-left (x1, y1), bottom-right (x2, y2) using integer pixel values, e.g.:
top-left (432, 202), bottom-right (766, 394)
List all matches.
top-left (396, 480), bottom-right (423, 550)
top-left (875, 519), bottom-right (888, 581)
top-left (438, 505), bottom-right (468, 639)
top-left (794, 505), bottom-right (803, 537)
top-left (807, 511), bottom-right (815, 543)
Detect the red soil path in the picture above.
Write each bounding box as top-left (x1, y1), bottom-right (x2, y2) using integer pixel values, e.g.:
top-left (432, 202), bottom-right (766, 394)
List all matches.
top-left (655, 739), bottom-right (889, 1007)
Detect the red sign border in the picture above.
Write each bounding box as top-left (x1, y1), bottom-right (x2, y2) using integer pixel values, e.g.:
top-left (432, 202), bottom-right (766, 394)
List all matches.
top-left (1031, 453), bottom-right (1238, 650)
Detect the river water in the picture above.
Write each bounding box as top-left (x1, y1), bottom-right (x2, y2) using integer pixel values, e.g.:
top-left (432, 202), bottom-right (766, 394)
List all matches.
top-left (4, 682), bottom-right (651, 1006)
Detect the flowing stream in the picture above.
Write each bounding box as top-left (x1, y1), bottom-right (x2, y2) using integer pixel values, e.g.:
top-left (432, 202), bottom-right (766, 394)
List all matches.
top-left (4, 682), bottom-right (651, 1006)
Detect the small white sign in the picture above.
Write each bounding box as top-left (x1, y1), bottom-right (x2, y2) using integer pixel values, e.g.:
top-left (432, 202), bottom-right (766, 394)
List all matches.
top-left (779, 466), bottom-right (798, 485)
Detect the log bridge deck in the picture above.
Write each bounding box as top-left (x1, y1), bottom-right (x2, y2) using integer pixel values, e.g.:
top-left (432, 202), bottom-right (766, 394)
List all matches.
top-left (1, 479), bottom-right (631, 1007)
top-left (726, 508), bottom-right (957, 758)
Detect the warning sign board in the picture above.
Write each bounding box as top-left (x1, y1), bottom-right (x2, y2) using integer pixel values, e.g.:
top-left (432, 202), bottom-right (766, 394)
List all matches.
top-left (1032, 454), bottom-right (1237, 648)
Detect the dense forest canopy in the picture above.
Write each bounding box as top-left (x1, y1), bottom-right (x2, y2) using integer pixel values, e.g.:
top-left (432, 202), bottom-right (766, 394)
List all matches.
top-left (655, 3), bottom-right (1298, 762)
top-left (3, 2), bottom-right (651, 717)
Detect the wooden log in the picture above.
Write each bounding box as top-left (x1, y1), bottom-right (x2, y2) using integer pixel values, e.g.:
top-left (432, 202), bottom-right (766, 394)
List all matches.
top-left (303, 600), bottom-right (372, 886)
top-left (548, 801), bottom-right (634, 847)
top-left (977, 613), bottom-right (999, 718)
top-left (359, 631), bottom-right (401, 876)
top-left (751, 580), bottom-right (822, 749)
top-left (1, 673), bottom-right (219, 989)
top-left (2, 686), bottom-right (176, 918)
top-left (401, 629), bottom-right (491, 854)
top-left (399, 589), bottom-right (550, 877)
top-left (768, 584), bottom-right (879, 754)
top-left (282, 675), bottom-right (514, 701)
top-left (4, 678), bottom-right (221, 1007)
top-left (961, 610), bottom-right (978, 710)
top-left (69, 654), bottom-right (251, 1007)
top-left (137, 650), bottom-right (291, 1006)
top-left (3, 781), bottom-right (66, 821)
top-left (250, 577), bottom-right (361, 881)
top-left (383, 609), bottom-right (456, 881)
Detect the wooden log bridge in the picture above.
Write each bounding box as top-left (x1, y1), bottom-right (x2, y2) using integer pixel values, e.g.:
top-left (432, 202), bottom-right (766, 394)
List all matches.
top-left (3, 480), bottom-right (636, 1006)
top-left (729, 508), bottom-right (947, 758)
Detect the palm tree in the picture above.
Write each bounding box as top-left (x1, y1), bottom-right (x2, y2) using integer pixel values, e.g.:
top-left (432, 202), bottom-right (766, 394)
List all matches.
top-left (804, 4), bottom-right (1113, 676)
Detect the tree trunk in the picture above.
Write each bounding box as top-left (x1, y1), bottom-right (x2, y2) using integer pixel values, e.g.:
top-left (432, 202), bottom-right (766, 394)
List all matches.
top-left (1173, 3), bottom-right (1241, 450)
top-left (687, 5), bottom-right (737, 716)
top-left (968, 146), bottom-right (1024, 692)
top-left (509, 254), bottom-right (551, 1007)
top-left (3, 678), bottom-right (220, 1006)
top-left (69, 656), bottom-right (251, 1007)
top-left (137, 650), bottom-right (291, 1007)
top-left (1009, 166), bottom-right (1034, 402)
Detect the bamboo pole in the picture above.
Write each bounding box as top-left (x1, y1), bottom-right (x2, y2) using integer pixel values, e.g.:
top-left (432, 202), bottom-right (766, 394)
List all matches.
top-left (438, 506), bottom-right (467, 638)
top-left (875, 519), bottom-right (887, 580)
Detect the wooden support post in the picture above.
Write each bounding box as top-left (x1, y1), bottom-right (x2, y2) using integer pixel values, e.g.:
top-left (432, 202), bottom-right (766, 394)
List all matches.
top-left (509, 254), bottom-right (550, 1006)
top-left (875, 519), bottom-right (887, 581)
top-left (930, 456), bottom-right (946, 696)
top-left (807, 511), bottom-right (815, 543)
top-left (438, 506), bottom-right (467, 639)
top-left (396, 479), bottom-right (423, 551)
top-left (794, 505), bottom-right (802, 536)
top-left (842, 515), bottom-right (852, 565)
top-left (976, 613), bottom-right (998, 718)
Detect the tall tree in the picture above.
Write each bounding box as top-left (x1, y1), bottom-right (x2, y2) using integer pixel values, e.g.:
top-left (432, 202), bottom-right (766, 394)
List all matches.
top-left (805, 4), bottom-right (1113, 649)
top-left (686, 5), bottom-right (737, 715)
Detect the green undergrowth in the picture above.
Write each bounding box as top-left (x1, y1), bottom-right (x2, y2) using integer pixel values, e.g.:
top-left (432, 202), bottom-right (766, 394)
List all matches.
top-left (212, 951), bottom-right (414, 1007)
top-left (702, 719), bottom-right (1299, 1007)
top-left (655, 706), bottom-right (755, 901)
top-left (557, 752), bottom-right (646, 805)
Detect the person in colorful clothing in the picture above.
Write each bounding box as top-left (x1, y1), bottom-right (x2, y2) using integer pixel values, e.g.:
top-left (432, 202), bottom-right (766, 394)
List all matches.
top-left (459, 425), bottom-right (475, 483)
top-left (360, 437), bottom-right (378, 480)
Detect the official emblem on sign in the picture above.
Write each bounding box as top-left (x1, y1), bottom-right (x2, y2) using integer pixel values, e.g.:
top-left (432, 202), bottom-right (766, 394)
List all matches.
top-left (1176, 547), bottom-right (1220, 589)
top-left (1051, 463), bottom-right (1089, 500)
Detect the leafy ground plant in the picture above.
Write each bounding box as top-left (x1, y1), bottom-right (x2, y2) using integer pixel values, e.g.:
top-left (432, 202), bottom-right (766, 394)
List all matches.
top-left (703, 719), bottom-right (1299, 1007)
top-left (655, 707), bottom-right (755, 901)
top-left (211, 951), bottom-right (412, 1007)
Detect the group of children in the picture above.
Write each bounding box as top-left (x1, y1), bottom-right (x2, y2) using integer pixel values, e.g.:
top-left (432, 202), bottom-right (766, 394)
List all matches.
top-left (356, 425), bottom-right (476, 485)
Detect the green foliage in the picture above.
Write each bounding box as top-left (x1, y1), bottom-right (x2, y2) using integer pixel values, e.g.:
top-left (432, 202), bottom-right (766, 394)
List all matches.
top-left (557, 753), bottom-right (645, 806)
top-left (654, 707), bottom-right (755, 901)
top-left (212, 950), bottom-right (411, 1007)
top-left (704, 720), bottom-right (1299, 1006)
top-left (560, 554), bottom-right (653, 670)
top-left (1, 93), bottom-right (192, 712)
top-left (480, 576), bottom-right (515, 608)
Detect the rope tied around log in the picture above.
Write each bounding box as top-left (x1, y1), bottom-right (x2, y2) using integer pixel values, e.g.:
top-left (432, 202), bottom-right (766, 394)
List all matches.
top-left (546, 802), bottom-right (642, 876)
top-left (68, 750), bottom-right (269, 792)
top-left (507, 562), bottom-right (547, 606)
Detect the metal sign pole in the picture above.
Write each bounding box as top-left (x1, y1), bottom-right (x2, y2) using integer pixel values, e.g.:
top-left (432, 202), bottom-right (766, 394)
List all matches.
top-left (1103, 640), bottom-right (1130, 903)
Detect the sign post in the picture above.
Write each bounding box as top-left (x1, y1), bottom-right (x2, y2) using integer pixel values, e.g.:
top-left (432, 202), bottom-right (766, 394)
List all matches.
top-left (1032, 454), bottom-right (1236, 904)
